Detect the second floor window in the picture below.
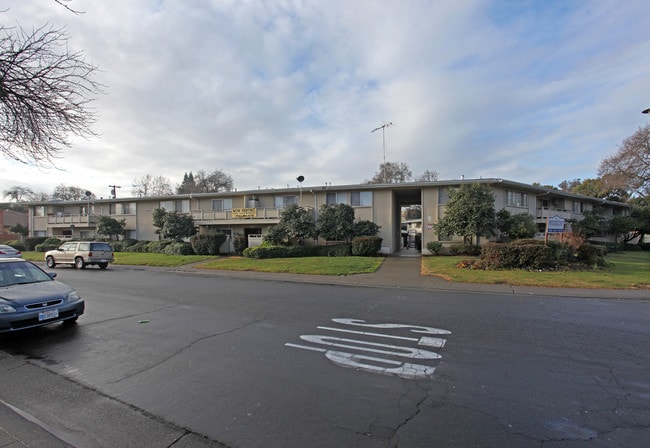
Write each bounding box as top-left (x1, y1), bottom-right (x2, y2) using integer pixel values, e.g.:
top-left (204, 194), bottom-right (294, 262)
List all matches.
top-left (274, 196), bottom-right (297, 208)
top-left (507, 191), bottom-right (528, 207)
top-left (350, 191), bottom-right (372, 206)
top-left (326, 192), bottom-right (347, 205)
top-left (212, 199), bottom-right (233, 211)
top-left (160, 200), bottom-right (190, 213)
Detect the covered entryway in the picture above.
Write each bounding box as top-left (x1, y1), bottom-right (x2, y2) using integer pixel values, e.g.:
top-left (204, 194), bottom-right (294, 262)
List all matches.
top-left (392, 187), bottom-right (422, 256)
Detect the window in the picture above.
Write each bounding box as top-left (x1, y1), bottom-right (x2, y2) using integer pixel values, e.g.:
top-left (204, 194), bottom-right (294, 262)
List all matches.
top-left (507, 191), bottom-right (528, 207)
top-left (160, 200), bottom-right (190, 213)
top-left (121, 202), bottom-right (136, 214)
top-left (34, 206), bottom-right (46, 217)
top-left (350, 191), bottom-right (372, 207)
top-left (212, 199), bottom-right (233, 211)
top-left (124, 230), bottom-right (137, 239)
top-left (438, 188), bottom-right (451, 204)
top-left (326, 192), bottom-right (347, 205)
top-left (572, 201), bottom-right (584, 213)
top-left (274, 196), bottom-right (296, 208)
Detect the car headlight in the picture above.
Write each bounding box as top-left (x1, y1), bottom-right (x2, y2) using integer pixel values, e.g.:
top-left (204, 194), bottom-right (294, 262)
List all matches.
top-left (67, 291), bottom-right (80, 301)
top-left (0, 304), bottom-right (16, 313)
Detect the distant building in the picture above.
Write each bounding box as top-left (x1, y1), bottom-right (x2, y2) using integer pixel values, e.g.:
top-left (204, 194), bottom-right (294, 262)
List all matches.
top-left (0, 209), bottom-right (28, 242)
top-left (22, 178), bottom-right (631, 254)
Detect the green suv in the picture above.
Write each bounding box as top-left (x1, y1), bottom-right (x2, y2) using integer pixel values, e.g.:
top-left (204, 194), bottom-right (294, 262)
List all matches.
top-left (45, 241), bottom-right (114, 269)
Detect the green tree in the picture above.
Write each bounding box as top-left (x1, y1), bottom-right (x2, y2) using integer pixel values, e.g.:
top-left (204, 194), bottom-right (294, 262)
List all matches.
top-left (152, 208), bottom-right (167, 237)
top-left (316, 203), bottom-right (356, 242)
top-left (96, 216), bottom-right (125, 240)
top-left (434, 183), bottom-right (496, 244)
top-left (160, 211), bottom-right (197, 242)
top-left (263, 204), bottom-right (315, 245)
top-left (496, 209), bottom-right (537, 240)
top-left (353, 220), bottom-right (380, 237)
top-left (9, 223), bottom-right (29, 238)
top-left (569, 210), bottom-right (608, 238)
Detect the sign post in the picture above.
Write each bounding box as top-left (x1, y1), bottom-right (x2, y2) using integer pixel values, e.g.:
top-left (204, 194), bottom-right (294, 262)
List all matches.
top-left (545, 215), bottom-right (565, 244)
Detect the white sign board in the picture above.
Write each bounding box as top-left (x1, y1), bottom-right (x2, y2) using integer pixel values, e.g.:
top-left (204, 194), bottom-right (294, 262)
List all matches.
top-left (547, 215), bottom-right (565, 233)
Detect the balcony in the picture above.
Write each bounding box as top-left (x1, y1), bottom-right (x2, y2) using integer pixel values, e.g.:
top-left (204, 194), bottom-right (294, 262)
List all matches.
top-left (46, 214), bottom-right (97, 226)
top-left (535, 208), bottom-right (583, 222)
top-left (191, 207), bottom-right (282, 223)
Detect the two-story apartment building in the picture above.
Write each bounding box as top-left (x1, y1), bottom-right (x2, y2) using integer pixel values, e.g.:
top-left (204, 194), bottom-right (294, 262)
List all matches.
top-left (23, 178), bottom-right (631, 254)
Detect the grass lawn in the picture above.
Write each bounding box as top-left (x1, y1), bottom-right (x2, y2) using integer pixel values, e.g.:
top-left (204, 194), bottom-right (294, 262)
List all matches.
top-left (196, 256), bottom-right (383, 276)
top-left (21, 251), bottom-right (214, 267)
top-left (421, 251), bottom-right (650, 289)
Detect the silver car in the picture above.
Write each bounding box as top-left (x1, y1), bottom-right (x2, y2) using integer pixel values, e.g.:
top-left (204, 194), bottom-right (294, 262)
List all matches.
top-left (0, 245), bottom-right (22, 258)
top-left (45, 241), bottom-right (114, 269)
top-left (0, 258), bottom-right (84, 332)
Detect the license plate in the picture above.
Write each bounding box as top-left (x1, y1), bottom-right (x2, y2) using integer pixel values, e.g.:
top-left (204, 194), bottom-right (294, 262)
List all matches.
top-left (39, 309), bottom-right (59, 321)
top-left (99, 259), bottom-right (107, 262)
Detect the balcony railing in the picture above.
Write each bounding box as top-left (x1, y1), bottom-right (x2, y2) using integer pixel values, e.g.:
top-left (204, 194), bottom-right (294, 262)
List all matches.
top-left (46, 214), bottom-right (97, 225)
top-left (535, 208), bottom-right (583, 221)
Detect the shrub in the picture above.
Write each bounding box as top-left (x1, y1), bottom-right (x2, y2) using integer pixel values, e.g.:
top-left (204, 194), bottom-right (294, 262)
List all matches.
top-left (4, 240), bottom-right (25, 251)
top-left (191, 234), bottom-right (227, 255)
top-left (351, 236), bottom-right (383, 256)
top-left (426, 241), bottom-right (443, 255)
top-left (163, 242), bottom-right (195, 255)
top-left (449, 243), bottom-right (481, 256)
top-left (126, 241), bottom-right (151, 253)
top-left (24, 237), bottom-right (47, 251)
top-left (313, 244), bottom-right (352, 257)
top-left (353, 220), bottom-right (380, 237)
top-left (35, 237), bottom-right (63, 252)
top-left (573, 243), bottom-right (607, 267)
top-left (243, 245), bottom-right (316, 259)
top-left (147, 240), bottom-right (173, 253)
top-left (110, 239), bottom-right (138, 252)
top-left (233, 235), bottom-right (247, 254)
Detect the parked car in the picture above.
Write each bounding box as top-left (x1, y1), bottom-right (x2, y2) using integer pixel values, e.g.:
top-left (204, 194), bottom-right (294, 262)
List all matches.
top-left (45, 241), bottom-right (114, 270)
top-left (0, 245), bottom-right (22, 258)
top-left (0, 258), bottom-right (84, 332)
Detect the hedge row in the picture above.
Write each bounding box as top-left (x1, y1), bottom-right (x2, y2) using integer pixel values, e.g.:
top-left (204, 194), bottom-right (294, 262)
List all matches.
top-left (243, 237), bottom-right (383, 259)
top-left (476, 241), bottom-right (607, 270)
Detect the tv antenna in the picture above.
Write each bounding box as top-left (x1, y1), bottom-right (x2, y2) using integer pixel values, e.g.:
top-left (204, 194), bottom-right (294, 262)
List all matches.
top-left (371, 122), bottom-right (393, 183)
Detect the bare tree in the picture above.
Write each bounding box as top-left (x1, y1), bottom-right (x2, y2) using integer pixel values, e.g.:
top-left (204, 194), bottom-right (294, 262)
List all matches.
top-left (366, 162), bottom-right (412, 184)
top-left (0, 23), bottom-right (102, 165)
top-left (416, 169), bottom-right (439, 182)
top-left (132, 174), bottom-right (173, 197)
top-left (3, 185), bottom-right (50, 201)
top-left (599, 124), bottom-right (650, 198)
top-left (52, 184), bottom-right (94, 201)
top-left (176, 170), bottom-right (234, 193)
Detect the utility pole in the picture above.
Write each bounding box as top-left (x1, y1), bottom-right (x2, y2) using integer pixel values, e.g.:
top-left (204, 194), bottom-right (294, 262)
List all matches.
top-left (371, 122), bottom-right (393, 183)
top-left (108, 185), bottom-right (122, 198)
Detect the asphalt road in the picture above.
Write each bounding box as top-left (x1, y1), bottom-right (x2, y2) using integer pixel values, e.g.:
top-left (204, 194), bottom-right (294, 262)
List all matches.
top-left (0, 264), bottom-right (648, 447)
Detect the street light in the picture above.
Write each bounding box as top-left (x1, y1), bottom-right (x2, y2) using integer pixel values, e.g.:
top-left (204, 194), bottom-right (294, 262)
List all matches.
top-left (296, 175), bottom-right (304, 205)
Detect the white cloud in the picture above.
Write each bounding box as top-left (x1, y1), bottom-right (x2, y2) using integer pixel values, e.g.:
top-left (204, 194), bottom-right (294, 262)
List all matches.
top-left (1, 0), bottom-right (650, 200)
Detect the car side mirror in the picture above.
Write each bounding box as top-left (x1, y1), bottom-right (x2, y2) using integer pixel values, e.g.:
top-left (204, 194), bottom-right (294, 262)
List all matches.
top-left (48, 273), bottom-right (57, 279)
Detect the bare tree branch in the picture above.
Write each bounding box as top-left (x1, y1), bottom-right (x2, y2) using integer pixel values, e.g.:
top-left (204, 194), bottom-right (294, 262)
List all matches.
top-left (0, 23), bottom-right (102, 166)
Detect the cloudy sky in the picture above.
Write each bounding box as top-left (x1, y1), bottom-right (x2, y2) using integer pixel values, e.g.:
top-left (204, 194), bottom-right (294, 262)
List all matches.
top-left (2, 0), bottom-right (650, 199)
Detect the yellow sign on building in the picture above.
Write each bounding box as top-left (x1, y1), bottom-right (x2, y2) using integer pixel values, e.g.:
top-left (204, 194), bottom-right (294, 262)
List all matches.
top-left (232, 208), bottom-right (257, 218)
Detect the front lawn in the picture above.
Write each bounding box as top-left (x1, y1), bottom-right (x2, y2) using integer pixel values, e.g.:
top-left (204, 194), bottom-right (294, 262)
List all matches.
top-left (421, 251), bottom-right (650, 289)
top-left (196, 256), bottom-right (383, 276)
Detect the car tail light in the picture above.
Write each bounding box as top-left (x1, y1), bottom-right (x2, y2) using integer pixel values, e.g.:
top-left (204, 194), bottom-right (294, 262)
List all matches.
top-left (88, 252), bottom-right (93, 256)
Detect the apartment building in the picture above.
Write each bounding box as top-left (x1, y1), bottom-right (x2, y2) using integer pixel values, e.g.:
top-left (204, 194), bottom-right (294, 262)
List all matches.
top-left (23, 178), bottom-right (631, 254)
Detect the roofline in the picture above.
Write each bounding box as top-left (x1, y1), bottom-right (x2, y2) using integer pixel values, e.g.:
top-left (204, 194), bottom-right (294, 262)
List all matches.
top-left (13, 177), bottom-right (631, 208)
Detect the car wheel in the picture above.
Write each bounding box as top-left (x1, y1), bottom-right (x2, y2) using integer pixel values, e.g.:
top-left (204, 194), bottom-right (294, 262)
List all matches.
top-left (74, 257), bottom-right (86, 269)
top-left (98, 262), bottom-right (108, 269)
top-left (46, 256), bottom-right (56, 268)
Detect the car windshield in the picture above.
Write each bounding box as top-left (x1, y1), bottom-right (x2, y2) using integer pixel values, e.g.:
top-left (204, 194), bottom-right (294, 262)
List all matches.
top-left (0, 262), bottom-right (52, 287)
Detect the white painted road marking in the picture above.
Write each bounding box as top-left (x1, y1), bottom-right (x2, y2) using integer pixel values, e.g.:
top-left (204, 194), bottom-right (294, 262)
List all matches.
top-left (286, 318), bottom-right (452, 380)
top-left (299, 335), bottom-right (441, 359)
top-left (317, 326), bottom-right (447, 348)
top-left (331, 318), bottom-right (451, 335)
